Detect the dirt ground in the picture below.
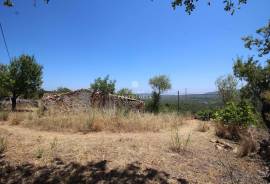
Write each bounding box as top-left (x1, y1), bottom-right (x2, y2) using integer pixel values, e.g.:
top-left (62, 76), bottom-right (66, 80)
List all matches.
top-left (0, 119), bottom-right (267, 184)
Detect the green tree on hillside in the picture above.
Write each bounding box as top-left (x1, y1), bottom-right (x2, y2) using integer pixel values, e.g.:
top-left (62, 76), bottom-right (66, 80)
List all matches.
top-left (0, 55), bottom-right (43, 111)
top-left (90, 75), bottom-right (116, 96)
top-left (55, 87), bottom-right (72, 93)
top-left (215, 74), bottom-right (238, 105)
top-left (149, 75), bottom-right (171, 113)
top-left (233, 21), bottom-right (270, 128)
top-left (117, 88), bottom-right (134, 97)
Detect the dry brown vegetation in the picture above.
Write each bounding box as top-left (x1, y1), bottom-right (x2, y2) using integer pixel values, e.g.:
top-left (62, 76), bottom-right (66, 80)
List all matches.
top-left (0, 107), bottom-right (268, 183)
top-left (8, 108), bottom-right (183, 133)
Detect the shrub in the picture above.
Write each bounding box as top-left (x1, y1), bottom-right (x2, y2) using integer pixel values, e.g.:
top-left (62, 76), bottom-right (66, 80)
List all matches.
top-left (0, 111), bottom-right (8, 121)
top-left (214, 101), bottom-right (257, 140)
top-left (214, 101), bottom-right (257, 127)
top-left (195, 109), bottom-right (214, 121)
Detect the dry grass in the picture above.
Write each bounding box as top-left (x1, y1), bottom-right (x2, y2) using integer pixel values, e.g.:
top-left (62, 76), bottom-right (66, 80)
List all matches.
top-left (197, 122), bottom-right (210, 132)
top-left (0, 118), bottom-right (266, 183)
top-left (0, 111), bottom-right (9, 121)
top-left (10, 108), bottom-right (184, 133)
top-left (215, 123), bottom-right (241, 141)
top-left (169, 125), bottom-right (191, 153)
top-left (0, 136), bottom-right (7, 153)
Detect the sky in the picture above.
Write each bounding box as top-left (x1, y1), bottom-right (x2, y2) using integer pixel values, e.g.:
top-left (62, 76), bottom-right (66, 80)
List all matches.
top-left (0, 0), bottom-right (269, 94)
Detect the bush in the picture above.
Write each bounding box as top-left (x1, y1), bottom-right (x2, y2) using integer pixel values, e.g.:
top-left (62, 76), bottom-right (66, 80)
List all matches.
top-left (214, 101), bottom-right (257, 127)
top-left (195, 109), bottom-right (214, 121)
top-left (214, 101), bottom-right (257, 140)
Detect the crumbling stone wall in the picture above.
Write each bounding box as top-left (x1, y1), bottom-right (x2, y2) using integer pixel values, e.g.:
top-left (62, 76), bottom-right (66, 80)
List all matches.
top-left (42, 89), bottom-right (92, 112)
top-left (42, 89), bottom-right (144, 112)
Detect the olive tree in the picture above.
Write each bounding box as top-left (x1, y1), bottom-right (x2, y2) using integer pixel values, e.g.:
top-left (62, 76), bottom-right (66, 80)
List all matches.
top-left (0, 55), bottom-right (43, 111)
top-left (117, 88), bottom-right (134, 97)
top-left (90, 75), bottom-right (116, 95)
top-left (233, 21), bottom-right (270, 128)
top-left (215, 74), bottom-right (238, 105)
top-left (3, 0), bottom-right (248, 15)
top-left (149, 75), bottom-right (171, 113)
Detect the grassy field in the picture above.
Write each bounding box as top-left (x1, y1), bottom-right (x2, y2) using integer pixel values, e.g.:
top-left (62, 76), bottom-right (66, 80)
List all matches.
top-left (0, 108), bottom-right (268, 183)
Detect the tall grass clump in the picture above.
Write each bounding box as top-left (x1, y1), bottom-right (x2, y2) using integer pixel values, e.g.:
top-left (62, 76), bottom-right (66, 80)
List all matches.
top-left (0, 111), bottom-right (9, 121)
top-left (21, 108), bottom-right (184, 133)
top-left (169, 125), bottom-right (191, 153)
top-left (0, 136), bottom-right (7, 153)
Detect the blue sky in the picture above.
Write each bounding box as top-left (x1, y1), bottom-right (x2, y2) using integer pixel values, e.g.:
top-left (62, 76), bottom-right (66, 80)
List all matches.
top-left (0, 0), bottom-right (269, 94)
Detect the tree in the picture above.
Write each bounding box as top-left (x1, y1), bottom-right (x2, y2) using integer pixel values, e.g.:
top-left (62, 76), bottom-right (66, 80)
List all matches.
top-left (215, 74), bottom-right (238, 105)
top-left (233, 21), bottom-right (270, 128)
top-left (117, 88), bottom-right (134, 97)
top-left (90, 75), bottom-right (116, 95)
top-left (0, 64), bottom-right (9, 99)
top-left (3, 0), bottom-right (49, 7)
top-left (3, 0), bottom-right (248, 15)
top-left (172, 0), bottom-right (247, 15)
top-left (0, 55), bottom-right (43, 111)
top-left (149, 75), bottom-right (171, 113)
top-left (55, 87), bottom-right (72, 93)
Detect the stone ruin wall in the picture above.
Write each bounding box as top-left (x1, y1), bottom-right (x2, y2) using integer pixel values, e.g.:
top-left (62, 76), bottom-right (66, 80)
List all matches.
top-left (42, 89), bottom-right (144, 112)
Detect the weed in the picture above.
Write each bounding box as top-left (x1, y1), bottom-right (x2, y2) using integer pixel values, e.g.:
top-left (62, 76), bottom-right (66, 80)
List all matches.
top-left (197, 122), bottom-right (210, 132)
top-left (35, 148), bottom-right (45, 159)
top-left (0, 111), bottom-right (9, 121)
top-left (0, 136), bottom-right (7, 153)
top-left (169, 126), bottom-right (191, 153)
top-left (50, 137), bottom-right (58, 158)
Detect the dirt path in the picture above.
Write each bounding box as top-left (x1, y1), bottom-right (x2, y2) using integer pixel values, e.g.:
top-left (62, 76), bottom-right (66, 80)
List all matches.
top-left (0, 120), bottom-right (266, 183)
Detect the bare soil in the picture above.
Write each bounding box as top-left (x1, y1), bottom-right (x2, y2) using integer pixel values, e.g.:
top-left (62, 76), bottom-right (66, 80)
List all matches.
top-left (0, 120), bottom-right (267, 184)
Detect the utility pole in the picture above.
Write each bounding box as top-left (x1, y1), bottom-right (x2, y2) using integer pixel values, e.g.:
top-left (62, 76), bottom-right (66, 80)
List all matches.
top-left (177, 90), bottom-right (180, 115)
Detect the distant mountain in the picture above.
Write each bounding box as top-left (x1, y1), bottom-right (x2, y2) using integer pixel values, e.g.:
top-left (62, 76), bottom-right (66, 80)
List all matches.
top-left (137, 91), bottom-right (221, 104)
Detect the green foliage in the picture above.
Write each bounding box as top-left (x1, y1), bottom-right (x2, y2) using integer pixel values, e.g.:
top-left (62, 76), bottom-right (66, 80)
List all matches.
top-left (172, 0), bottom-right (247, 15)
top-left (90, 75), bottom-right (116, 95)
top-left (233, 21), bottom-right (270, 127)
top-left (0, 55), bottom-right (43, 110)
top-left (242, 20), bottom-right (270, 57)
top-left (148, 75), bottom-right (171, 113)
top-left (214, 101), bottom-right (257, 127)
top-left (117, 88), bottom-right (135, 98)
top-left (195, 109), bottom-right (215, 121)
top-left (55, 87), bottom-right (72, 93)
top-left (215, 74), bottom-right (238, 105)
top-left (149, 75), bottom-right (171, 94)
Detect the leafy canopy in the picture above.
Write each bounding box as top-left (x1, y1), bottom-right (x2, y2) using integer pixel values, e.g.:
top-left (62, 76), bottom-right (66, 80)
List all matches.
top-left (172, 0), bottom-right (247, 15)
top-left (0, 55), bottom-right (43, 98)
top-left (215, 74), bottom-right (238, 105)
top-left (233, 21), bottom-right (270, 106)
top-left (55, 87), bottom-right (72, 93)
top-left (214, 101), bottom-right (257, 127)
top-left (149, 75), bottom-right (171, 94)
top-left (117, 88), bottom-right (134, 97)
top-left (3, 0), bottom-right (248, 15)
top-left (90, 75), bottom-right (116, 95)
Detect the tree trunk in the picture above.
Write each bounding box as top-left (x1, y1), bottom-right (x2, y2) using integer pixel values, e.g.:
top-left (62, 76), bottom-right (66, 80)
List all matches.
top-left (11, 95), bottom-right (16, 111)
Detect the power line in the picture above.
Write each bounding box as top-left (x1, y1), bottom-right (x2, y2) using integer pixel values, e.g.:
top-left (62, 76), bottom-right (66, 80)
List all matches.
top-left (0, 22), bottom-right (11, 61)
